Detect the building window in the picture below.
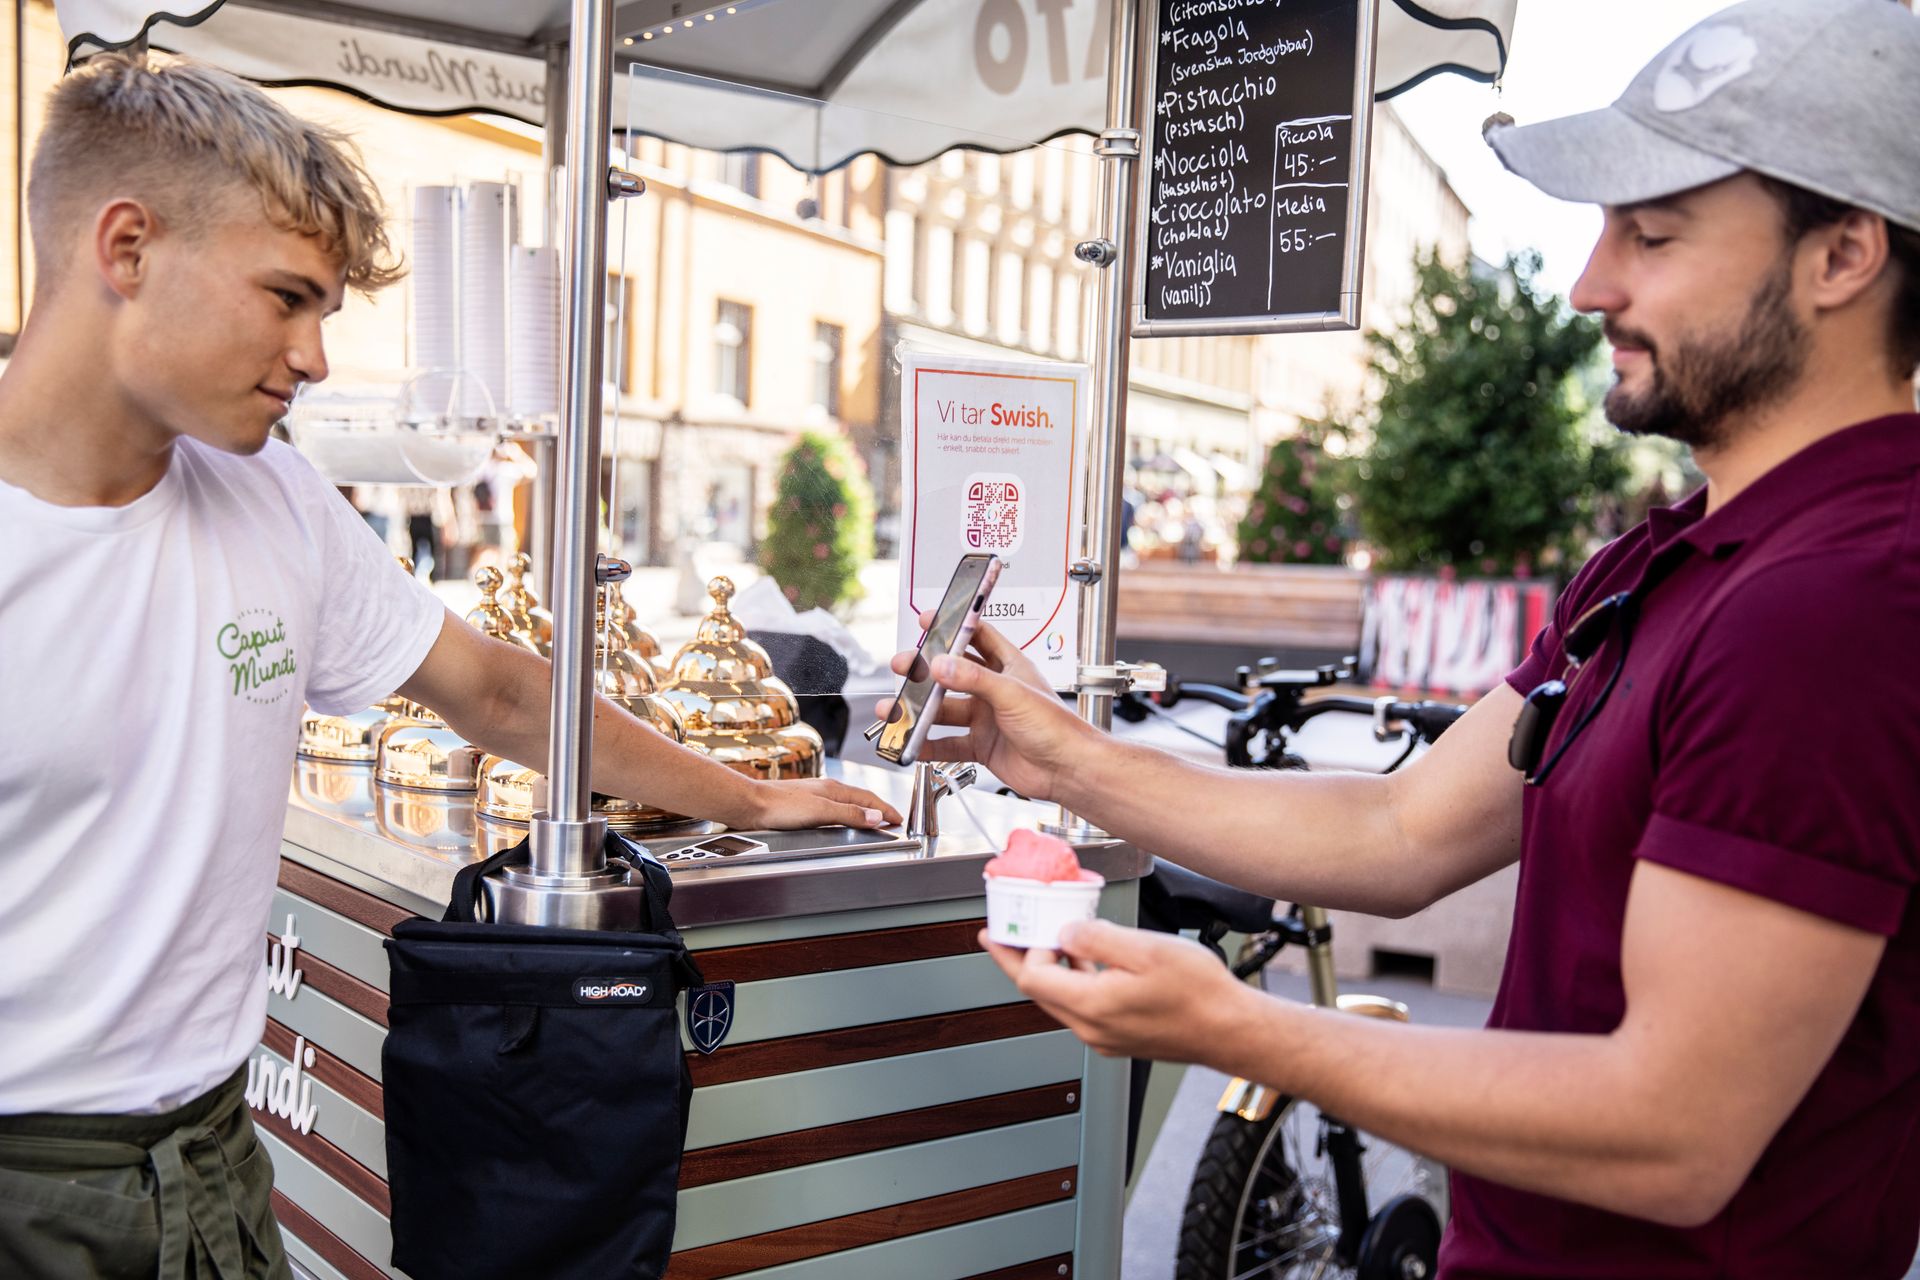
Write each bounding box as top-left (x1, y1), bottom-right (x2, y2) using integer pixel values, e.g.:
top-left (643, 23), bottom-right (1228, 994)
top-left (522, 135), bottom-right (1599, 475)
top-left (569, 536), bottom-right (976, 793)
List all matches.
top-left (924, 224), bottom-right (955, 325)
top-left (714, 300), bottom-right (752, 405)
top-left (995, 250), bottom-right (1025, 345)
top-left (1028, 262), bottom-right (1054, 354)
top-left (811, 322), bottom-right (843, 417)
top-left (718, 152), bottom-right (760, 198)
top-left (961, 237), bottom-right (991, 335)
top-left (884, 210), bottom-right (917, 313)
top-left (604, 274), bottom-right (634, 394)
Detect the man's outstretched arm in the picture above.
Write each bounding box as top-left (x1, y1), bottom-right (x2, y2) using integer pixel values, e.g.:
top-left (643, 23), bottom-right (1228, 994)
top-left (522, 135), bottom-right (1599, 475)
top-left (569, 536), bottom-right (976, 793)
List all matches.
top-left (400, 610), bottom-right (902, 830)
top-left (886, 618), bottom-right (1523, 918)
top-left (995, 859), bottom-right (1883, 1226)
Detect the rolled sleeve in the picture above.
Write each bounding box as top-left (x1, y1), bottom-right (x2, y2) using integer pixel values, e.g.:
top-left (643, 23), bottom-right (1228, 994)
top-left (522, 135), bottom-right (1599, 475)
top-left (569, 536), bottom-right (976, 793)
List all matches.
top-left (1636, 814), bottom-right (1910, 936)
top-left (269, 446), bottom-right (447, 715)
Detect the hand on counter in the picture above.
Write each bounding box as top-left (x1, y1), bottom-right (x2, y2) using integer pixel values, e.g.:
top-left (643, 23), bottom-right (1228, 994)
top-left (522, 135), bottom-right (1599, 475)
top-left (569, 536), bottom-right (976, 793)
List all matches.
top-left (736, 777), bottom-right (903, 831)
top-left (981, 920), bottom-right (1263, 1067)
top-left (876, 613), bottom-right (1100, 804)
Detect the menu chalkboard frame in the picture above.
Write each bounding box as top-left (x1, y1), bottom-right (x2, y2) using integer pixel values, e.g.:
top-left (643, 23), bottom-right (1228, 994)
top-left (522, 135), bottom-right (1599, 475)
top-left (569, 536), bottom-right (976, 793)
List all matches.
top-left (1131, 0), bottom-right (1382, 338)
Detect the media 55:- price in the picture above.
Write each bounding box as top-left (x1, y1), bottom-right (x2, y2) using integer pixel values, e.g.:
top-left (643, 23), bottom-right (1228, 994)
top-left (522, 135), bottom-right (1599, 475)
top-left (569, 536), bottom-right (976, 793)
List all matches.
top-left (1276, 227), bottom-right (1335, 254)
top-left (983, 602), bottom-right (1026, 620)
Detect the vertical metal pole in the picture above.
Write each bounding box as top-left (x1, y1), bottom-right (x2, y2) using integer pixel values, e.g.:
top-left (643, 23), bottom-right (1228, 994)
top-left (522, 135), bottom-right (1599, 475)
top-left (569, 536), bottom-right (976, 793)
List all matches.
top-left (1075, 0), bottom-right (1142, 738)
top-left (526, 46), bottom-right (571, 600)
top-left (1054, 0), bottom-right (1142, 835)
top-left (534, 0), bottom-right (615, 877)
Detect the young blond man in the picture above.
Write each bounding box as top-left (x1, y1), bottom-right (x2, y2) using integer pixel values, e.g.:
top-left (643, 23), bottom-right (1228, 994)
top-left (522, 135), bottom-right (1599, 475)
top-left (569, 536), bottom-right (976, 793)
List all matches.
top-left (0, 54), bottom-right (898, 1279)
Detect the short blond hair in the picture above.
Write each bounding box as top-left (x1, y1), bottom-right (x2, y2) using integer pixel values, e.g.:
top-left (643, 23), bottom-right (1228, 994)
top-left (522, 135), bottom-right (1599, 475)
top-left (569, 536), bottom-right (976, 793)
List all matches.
top-left (29, 53), bottom-right (403, 293)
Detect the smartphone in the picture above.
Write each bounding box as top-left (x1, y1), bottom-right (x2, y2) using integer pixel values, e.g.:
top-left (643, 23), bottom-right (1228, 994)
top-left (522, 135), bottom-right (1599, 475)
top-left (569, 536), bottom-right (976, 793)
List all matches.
top-left (875, 553), bottom-right (1003, 767)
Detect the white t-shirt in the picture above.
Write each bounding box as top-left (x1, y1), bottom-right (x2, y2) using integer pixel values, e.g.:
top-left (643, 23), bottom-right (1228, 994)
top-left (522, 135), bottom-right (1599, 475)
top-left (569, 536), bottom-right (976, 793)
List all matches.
top-left (0, 438), bottom-right (443, 1114)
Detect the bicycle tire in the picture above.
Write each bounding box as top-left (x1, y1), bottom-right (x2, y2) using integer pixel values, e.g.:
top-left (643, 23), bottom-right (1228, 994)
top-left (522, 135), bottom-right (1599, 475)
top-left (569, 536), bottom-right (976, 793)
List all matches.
top-left (1174, 1101), bottom-right (1444, 1280)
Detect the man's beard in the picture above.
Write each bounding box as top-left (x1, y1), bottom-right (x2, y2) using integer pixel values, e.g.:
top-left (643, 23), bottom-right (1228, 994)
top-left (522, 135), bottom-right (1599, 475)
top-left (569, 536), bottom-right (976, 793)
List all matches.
top-left (1604, 256), bottom-right (1807, 450)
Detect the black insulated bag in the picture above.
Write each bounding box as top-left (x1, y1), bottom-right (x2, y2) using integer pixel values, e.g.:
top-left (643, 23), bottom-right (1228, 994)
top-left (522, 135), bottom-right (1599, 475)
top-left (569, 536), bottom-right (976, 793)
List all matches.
top-left (382, 836), bottom-right (704, 1280)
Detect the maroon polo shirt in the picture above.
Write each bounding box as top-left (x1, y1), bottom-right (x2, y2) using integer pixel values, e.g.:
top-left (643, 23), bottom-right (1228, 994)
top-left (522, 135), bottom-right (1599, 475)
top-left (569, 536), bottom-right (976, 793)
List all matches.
top-left (1438, 414), bottom-right (1920, 1279)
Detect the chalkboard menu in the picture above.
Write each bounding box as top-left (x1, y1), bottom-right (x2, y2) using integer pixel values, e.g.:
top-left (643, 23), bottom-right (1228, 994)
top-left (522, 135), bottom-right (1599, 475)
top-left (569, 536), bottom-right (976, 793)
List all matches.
top-left (1133, 0), bottom-right (1380, 336)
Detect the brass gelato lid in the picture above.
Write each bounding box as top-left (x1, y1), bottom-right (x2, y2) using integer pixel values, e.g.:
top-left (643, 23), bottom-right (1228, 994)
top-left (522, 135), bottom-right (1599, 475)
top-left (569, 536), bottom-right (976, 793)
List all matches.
top-left (593, 584), bottom-right (665, 702)
top-left (612, 580), bottom-right (671, 681)
top-left (662, 577), bottom-right (824, 779)
top-left (465, 566), bottom-right (540, 653)
top-left (297, 703), bottom-right (403, 763)
top-left (504, 552), bottom-right (554, 657)
top-left (374, 715), bottom-right (484, 792)
top-left (473, 753), bottom-right (702, 832)
top-left (475, 586), bottom-right (694, 827)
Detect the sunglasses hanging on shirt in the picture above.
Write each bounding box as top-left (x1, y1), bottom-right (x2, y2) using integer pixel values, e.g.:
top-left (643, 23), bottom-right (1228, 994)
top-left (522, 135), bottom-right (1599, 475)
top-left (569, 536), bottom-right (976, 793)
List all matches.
top-left (1507, 539), bottom-right (1697, 787)
top-left (1507, 591), bottom-right (1636, 786)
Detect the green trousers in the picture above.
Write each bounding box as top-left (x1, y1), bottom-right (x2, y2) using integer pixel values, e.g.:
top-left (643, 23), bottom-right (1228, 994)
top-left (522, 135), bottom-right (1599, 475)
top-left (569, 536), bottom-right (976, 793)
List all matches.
top-left (0, 1067), bottom-right (290, 1280)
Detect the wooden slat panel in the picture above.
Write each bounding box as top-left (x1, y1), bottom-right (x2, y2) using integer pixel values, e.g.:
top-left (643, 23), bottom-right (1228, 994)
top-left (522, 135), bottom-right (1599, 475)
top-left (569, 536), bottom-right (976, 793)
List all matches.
top-left (279, 860), bottom-right (416, 936)
top-left (679, 1081), bottom-right (1080, 1188)
top-left (253, 1098), bottom-right (391, 1216)
top-left (687, 1003), bottom-right (1060, 1088)
top-left (695, 918), bottom-right (987, 985)
top-left (665, 1168), bottom-right (1076, 1280)
top-left (264, 1018), bottom-right (384, 1121)
top-left (962, 1255), bottom-right (1074, 1280)
top-left (267, 933), bottom-right (389, 1028)
top-left (271, 1189), bottom-right (388, 1280)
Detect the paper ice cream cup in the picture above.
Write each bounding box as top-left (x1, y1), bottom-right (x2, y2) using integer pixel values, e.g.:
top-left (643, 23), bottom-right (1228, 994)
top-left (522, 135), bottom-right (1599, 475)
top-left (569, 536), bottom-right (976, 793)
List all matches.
top-left (984, 872), bottom-right (1105, 949)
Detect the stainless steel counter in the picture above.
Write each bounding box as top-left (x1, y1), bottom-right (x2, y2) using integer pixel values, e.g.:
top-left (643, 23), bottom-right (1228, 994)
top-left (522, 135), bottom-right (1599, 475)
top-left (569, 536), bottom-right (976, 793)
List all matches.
top-left (286, 757), bottom-right (1148, 925)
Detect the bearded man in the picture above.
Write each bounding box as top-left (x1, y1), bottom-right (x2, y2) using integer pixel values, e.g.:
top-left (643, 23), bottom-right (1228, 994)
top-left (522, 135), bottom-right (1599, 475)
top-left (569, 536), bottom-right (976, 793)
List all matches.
top-left (880, 1), bottom-right (1920, 1274)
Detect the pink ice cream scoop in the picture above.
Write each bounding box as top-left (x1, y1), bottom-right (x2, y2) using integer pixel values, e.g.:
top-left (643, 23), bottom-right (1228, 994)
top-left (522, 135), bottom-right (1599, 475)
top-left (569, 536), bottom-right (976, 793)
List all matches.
top-left (985, 829), bottom-right (1102, 884)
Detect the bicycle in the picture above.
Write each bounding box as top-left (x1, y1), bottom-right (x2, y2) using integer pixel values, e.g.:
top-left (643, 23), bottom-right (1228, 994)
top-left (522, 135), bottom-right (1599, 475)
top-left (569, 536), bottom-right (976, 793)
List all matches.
top-left (1119, 659), bottom-right (1468, 1280)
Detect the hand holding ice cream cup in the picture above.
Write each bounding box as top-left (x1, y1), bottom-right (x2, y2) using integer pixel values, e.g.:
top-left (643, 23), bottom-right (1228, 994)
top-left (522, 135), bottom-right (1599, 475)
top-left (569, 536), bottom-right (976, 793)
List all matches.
top-left (984, 829), bottom-right (1104, 949)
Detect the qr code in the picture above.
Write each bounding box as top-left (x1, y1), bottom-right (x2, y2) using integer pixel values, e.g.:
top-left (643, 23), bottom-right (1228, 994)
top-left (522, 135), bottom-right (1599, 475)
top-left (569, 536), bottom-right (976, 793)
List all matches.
top-left (965, 476), bottom-right (1023, 553)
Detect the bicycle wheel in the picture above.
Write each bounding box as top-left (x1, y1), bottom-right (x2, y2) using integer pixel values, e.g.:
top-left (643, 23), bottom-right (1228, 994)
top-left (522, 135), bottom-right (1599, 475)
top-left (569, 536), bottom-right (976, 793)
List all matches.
top-left (1175, 1098), bottom-right (1445, 1280)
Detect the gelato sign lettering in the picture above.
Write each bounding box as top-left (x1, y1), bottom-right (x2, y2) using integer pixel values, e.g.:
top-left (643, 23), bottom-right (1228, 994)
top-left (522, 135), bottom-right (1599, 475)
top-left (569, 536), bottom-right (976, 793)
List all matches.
top-left (217, 609), bottom-right (297, 704)
top-left (335, 37), bottom-right (545, 115)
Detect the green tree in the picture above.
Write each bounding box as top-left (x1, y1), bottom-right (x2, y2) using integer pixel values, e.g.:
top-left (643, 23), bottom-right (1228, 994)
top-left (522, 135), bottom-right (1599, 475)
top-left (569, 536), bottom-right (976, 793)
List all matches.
top-left (1353, 250), bottom-right (1627, 576)
top-left (1237, 421), bottom-right (1351, 566)
top-left (759, 430), bottom-right (874, 612)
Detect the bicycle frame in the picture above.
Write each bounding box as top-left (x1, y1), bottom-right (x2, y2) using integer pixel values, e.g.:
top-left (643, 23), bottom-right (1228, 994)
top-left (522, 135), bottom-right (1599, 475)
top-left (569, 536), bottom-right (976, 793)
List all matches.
top-left (1213, 903), bottom-right (1412, 1265)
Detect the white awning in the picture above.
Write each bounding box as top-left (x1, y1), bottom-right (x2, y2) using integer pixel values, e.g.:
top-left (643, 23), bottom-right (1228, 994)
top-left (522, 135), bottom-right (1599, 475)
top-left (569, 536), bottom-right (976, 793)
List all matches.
top-left (58, 0), bottom-right (1516, 171)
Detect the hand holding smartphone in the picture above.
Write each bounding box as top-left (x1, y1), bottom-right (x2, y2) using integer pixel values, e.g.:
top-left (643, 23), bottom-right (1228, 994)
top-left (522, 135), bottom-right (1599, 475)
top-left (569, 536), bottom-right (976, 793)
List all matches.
top-left (873, 554), bottom-right (1003, 767)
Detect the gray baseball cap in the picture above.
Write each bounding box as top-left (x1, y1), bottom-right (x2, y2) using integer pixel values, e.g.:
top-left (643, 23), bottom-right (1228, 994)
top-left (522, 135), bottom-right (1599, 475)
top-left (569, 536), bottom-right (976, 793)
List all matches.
top-left (1486, 0), bottom-right (1920, 230)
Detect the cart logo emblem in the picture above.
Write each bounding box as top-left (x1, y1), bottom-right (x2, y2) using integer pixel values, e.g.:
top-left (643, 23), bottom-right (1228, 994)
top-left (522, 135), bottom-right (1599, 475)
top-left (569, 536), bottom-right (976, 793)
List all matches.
top-left (687, 981), bottom-right (736, 1054)
top-left (574, 978), bottom-right (651, 1004)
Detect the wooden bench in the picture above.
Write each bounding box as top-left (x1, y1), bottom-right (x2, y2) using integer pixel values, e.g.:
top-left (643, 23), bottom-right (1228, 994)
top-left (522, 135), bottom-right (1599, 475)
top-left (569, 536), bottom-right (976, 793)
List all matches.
top-left (1114, 562), bottom-right (1369, 682)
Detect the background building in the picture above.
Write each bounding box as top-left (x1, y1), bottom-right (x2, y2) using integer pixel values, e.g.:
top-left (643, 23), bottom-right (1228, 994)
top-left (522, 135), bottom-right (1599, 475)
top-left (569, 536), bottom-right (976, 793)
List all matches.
top-left (876, 104), bottom-right (1470, 560)
top-left (3, 0), bottom-right (1467, 570)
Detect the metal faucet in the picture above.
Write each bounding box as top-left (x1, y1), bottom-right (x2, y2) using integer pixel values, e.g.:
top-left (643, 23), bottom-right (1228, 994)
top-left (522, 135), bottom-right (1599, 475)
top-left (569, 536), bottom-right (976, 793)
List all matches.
top-left (906, 762), bottom-right (977, 839)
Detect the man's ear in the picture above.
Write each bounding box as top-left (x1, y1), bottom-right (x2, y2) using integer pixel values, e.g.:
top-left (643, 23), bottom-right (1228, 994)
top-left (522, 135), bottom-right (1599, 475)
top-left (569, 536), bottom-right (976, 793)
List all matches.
top-left (93, 199), bottom-right (160, 301)
top-left (1803, 209), bottom-right (1892, 314)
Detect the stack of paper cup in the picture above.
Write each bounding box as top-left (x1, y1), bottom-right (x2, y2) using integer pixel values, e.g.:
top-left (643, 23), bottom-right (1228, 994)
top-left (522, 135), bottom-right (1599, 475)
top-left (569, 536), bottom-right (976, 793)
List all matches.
top-left (409, 186), bottom-right (461, 416)
top-left (508, 246), bottom-right (561, 419)
top-left (460, 181), bottom-right (514, 420)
